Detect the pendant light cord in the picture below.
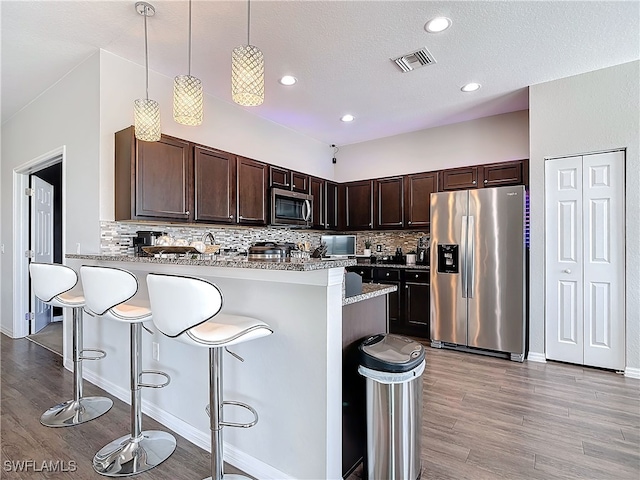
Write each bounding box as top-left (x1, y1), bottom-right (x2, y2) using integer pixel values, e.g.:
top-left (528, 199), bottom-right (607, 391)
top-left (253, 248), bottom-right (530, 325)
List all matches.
top-left (247, 0), bottom-right (251, 46)
top-left (143, 5), bottom-right (149, 100)
top-left (188, 0), bottom-right (192, 76)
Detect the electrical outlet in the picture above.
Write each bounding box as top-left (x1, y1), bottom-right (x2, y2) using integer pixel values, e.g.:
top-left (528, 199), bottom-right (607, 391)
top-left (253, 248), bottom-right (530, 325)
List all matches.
top-left (76, 243), bottom-right (81, 254)
top-left (376, 244), bottom-right (383, 252)
top-left (152, 342), bottom-right (160, 361)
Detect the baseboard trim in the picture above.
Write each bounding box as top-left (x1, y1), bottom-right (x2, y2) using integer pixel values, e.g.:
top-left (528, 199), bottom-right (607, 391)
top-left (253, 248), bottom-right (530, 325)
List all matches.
top-left (78, 366), bottom-right (292, 480)
top-left (527, 352), bottom-right (547, 363)
top-left (1, 326), bottom-right (15, 337)
top-left (624, 367), bottom-right (640, 379)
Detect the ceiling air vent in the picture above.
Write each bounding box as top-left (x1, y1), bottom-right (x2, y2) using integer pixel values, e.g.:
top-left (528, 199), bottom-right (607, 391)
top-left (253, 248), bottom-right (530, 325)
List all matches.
top-left (392, 47), bottom-right (436, 73)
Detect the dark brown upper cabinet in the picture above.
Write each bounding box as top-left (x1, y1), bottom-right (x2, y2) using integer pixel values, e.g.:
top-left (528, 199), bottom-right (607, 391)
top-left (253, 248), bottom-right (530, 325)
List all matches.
top-left (236, 157), bottom-right (268, 226)
top-left (309, 176), bottom-right (325, 229)
top-left (440, 166), bottom-right (479, 191)
top-left (482, 159), bottom-right (527, 187)
top-left (404, 172), bottom-right (438, 228)
top-left (325, 181), bottom-right (339, 230)
top-left (374, 177), bottom-right (404, 229)
top-left (291, 171), bottom-right (310, 194)
top-left (194, 146), bottom-right (236, 224)
top-left (342, 180), bottom-right (373, 230)
top-left (269, 165), bottom-right (290, 189)
top-left (115, 126), bottom-right (192, 222)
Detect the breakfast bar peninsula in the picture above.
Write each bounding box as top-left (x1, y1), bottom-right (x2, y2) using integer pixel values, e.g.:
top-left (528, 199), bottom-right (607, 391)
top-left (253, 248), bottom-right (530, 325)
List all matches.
top-left (65, 253), bottom-right (394, 480)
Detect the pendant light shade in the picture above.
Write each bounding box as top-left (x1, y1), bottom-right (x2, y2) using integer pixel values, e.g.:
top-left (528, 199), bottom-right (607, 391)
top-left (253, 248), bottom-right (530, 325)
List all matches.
top-left (232, 0), bottom-right (264, 106)
top-left (134, 2), bottom-right (161, 142)
top-left (173, 0), bottom-right (204, 125)
top-left (134, 99), bottom-right (161, 141)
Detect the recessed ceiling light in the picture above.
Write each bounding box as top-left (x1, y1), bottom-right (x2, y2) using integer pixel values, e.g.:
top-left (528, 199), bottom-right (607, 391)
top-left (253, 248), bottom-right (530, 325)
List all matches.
top-left (279, 75), bottom-right (297, 86)
top-left (340, 114), bottom-right (355, 122)
top-left (425, 17), bottom-right (452, 33)
top-left (461, 82), bottom-right (481, 92)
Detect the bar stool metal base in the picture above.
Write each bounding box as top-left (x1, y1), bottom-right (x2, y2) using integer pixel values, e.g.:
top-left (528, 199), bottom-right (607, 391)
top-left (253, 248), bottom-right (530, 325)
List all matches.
top-left (40, 396), bottom-right (113, 427)
top-left (93, 431), bottom-right (176, 477)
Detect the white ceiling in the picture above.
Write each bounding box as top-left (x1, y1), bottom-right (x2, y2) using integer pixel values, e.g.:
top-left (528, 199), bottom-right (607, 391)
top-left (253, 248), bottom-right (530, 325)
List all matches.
top-left (2, 1), bottom-right (639, 146)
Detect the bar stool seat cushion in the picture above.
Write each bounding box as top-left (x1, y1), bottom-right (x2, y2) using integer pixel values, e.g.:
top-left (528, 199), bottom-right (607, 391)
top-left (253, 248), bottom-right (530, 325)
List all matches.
top-left (147, 274), bottom-right (272, 348)
top-left (185, 313), bottom-right (272, 348)
top-left (81, 265), bottom-right (151, 324)
top-left (109, 304), bottom-right (152, 323)
top-left (57, 292), bottom-right (85, 306)
top-left (30, 263), bottom-right (85, 308)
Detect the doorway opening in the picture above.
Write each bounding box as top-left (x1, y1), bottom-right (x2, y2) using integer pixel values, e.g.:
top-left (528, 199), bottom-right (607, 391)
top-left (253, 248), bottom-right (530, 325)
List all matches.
top-left (12, 147), bottom-right (66, 358)
top-left (26, 163), bottom-right (64, 355)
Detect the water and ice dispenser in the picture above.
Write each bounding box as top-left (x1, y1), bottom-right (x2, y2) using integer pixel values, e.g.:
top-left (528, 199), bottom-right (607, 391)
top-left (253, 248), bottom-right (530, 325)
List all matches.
top-left (437, 244), bottom-right (459, 274)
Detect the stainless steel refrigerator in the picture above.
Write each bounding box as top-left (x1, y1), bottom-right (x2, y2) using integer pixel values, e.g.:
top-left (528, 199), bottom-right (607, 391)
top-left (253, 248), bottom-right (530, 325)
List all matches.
top-left (430, 185), bottom-right (526, 361)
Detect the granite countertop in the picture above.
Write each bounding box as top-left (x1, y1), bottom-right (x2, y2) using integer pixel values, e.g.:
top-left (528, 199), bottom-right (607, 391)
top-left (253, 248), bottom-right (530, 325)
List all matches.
top-left (342, 283), bottom-right (397, 306)
top-left (66, 254), bottom-right (356, 272)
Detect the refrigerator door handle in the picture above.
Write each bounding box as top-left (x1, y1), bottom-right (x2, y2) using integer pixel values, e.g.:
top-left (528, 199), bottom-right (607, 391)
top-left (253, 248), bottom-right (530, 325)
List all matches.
top-left (467, 215), bottom-right (475, 298)
top-left (461, 215), bottom-right (468, 298)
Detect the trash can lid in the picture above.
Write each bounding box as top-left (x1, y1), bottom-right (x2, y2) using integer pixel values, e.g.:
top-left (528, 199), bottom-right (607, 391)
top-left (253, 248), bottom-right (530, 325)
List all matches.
top-left (359, 334), bottom-right (425, 373)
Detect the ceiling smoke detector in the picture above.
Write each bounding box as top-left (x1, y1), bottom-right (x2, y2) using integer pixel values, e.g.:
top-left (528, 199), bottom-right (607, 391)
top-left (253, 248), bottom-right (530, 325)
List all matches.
top-left (392, 47), bottom-right (436, 73)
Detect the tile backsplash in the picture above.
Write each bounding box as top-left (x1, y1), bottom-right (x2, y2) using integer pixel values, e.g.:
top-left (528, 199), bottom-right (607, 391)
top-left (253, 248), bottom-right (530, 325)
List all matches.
top-left (100, 221), bottom-right (429, 256)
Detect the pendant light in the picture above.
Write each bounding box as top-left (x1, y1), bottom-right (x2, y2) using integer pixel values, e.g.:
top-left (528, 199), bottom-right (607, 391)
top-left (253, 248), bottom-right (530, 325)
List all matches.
top-left (134, 2), bottom-right (161, 142)
top-left (173, 0), bottom-right (203, 125)
top-left (232, 0), bottom-right (264, 106)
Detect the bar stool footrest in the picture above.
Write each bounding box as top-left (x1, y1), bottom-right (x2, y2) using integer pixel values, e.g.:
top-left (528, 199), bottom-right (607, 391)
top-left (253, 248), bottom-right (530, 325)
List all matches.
top-left (206, 401), bottom-right (259, 429)
top-left (80, 348), bottom-right (107, 361)
top-left (138, 370), bottom-right (170, 389)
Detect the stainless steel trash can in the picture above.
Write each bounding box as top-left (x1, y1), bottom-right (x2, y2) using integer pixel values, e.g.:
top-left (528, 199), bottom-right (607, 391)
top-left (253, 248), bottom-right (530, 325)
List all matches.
top-left (358, 334), bottom-right (425, 480)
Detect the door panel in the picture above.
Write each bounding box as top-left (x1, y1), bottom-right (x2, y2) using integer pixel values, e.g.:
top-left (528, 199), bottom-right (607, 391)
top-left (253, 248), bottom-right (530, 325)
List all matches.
top-left (31, 176), bottom-right (54, 333)
top-left (545, 151), bottom-right (624, 370)
top-left (429, 190), bottom-right (467, 345)
top-left (545, 157), bottom-right (584, 365)
top-left (467, 186), bottom-right (525, 354)
top-left (582, 151), bottom-right (625, 370)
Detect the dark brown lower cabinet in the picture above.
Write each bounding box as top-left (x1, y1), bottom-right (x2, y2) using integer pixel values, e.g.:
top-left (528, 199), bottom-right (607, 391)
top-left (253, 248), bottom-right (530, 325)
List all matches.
top-left (402, 270), bottom-right (430, 337)
top-left (347, 266), bottom-right (430, 339)
top-left (373, 268), bottom-right (401, 330)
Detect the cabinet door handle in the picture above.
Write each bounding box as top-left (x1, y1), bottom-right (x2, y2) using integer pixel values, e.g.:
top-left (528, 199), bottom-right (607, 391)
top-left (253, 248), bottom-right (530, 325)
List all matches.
top-left (405, 285), bottom-right (409, 289)
top-left (472, 180), bottom-right (477, 185)
top-left (369, 222), bottom-right (372, 227)
top-left (186, 210), bottom-right (190, 215)
top-left (386, 272), bottom-right (390, 277)
top-left (415, 274), bottom-right (419, 278)
top-left (563, 269), bottom-right (571, 274)
top-left (408, 221), bottom-right (412, 224)
top-left (484, 179), bottom-right (488, 184)
top-left (239, 215), bottom-right (244, 219)
top-left (229, 214), bottom-right (234, 219)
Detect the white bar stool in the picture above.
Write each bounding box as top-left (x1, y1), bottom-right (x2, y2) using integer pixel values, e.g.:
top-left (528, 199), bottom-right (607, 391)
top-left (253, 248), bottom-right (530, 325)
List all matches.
top-left (80, 265), bottom-right (176, 477)
top-left (146, 273), bottom-right (273, 480)
top-left (29, 262), bottom-right (113, 427)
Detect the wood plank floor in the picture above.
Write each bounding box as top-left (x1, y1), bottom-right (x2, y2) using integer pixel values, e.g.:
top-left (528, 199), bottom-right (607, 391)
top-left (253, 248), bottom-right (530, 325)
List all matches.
top-left (1, 335), bottom-right (249, 479)
top-left (2, 334), bottom-right (640, 479)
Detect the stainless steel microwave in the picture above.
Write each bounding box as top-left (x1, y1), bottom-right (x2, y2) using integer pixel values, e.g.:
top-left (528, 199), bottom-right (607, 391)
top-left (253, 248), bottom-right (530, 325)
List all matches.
top-left (270, 188), bottom-right (313, 227)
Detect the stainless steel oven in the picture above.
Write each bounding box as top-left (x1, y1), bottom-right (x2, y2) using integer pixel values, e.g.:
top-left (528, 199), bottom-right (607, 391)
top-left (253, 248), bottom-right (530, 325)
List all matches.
top-left (270, 188), bottom-right (313, 227)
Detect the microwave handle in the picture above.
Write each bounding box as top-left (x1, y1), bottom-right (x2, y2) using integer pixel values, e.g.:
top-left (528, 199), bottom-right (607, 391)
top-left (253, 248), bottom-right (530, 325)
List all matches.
top-left (303, 199), bottom-right (312, 222)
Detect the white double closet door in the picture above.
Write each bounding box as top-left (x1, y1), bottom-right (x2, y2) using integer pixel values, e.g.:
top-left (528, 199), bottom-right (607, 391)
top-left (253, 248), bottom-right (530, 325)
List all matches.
top-left (545, 150), bottom-right (625, 370)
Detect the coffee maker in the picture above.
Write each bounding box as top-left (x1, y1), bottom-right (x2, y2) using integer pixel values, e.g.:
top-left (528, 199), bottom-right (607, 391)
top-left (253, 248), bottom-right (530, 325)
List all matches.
top-left (133, 230), bottom-right (164, 256)
top-left (416, 235), bottom-right (430, 265)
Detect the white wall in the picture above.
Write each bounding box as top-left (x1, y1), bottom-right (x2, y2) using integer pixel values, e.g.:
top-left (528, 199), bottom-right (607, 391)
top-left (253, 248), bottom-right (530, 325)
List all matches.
top-left (529, 61), bottom-right (640, 371)
top-left (99, 50), bottom-right (334, 220)
top-left (1, 53), bottom-right (101, 335)
top-left (334, 110), bottom-right (529, 181)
